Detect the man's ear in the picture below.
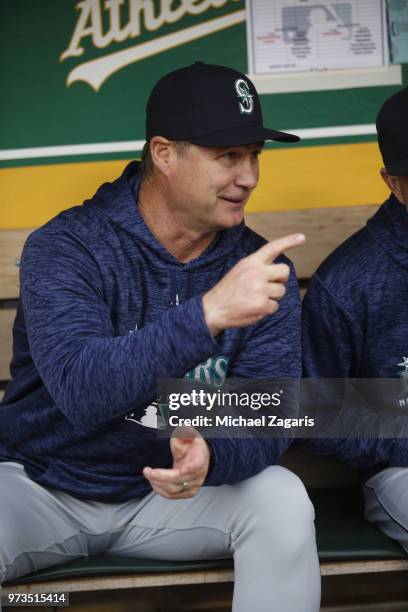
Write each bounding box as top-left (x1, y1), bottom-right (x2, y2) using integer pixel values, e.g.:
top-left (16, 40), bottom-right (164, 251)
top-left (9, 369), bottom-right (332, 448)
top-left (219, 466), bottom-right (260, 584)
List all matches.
top-left (149, 136), bottom-right (173, 177)
top-left (380, 167), bottom-right (404, 203)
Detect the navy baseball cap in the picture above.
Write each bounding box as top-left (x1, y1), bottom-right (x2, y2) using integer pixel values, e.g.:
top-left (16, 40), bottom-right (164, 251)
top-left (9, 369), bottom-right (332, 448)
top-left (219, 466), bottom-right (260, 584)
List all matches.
top-left (376, 87), bottom-right (408, 176)
top-left (146, 62), bottom-right (299, 147)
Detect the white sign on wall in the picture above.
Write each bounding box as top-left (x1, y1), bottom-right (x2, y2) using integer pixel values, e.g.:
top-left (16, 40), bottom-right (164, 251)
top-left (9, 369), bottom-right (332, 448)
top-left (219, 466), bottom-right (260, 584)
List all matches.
top-left (246, 0), bottom-right (388, 74)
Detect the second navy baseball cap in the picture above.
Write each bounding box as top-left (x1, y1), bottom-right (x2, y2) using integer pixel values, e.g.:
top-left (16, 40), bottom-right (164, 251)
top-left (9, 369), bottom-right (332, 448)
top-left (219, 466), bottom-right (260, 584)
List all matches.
top-left (146, 62), bottom-right (299, 147)
top-left (376, 87), bottom-right (408, 176)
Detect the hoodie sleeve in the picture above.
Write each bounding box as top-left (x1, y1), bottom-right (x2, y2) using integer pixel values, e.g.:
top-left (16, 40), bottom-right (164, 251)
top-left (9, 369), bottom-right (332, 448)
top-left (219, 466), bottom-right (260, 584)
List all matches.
top-left (20, 229), bottom-right (220, 431)
top-left (204, 264), bottom-right (301, 486)
top-left (299, 273), bottom-right (407, 467)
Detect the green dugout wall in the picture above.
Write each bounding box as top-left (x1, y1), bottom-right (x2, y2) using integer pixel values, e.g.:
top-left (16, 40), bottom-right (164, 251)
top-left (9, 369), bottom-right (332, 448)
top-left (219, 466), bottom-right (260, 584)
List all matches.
top-left (1, 0), bottom-right (407, 229)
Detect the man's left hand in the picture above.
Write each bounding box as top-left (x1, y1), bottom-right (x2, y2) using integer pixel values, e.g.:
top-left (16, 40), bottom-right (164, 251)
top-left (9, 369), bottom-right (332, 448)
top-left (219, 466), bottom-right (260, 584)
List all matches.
top-left (143, 427), bottom-right (211, 499)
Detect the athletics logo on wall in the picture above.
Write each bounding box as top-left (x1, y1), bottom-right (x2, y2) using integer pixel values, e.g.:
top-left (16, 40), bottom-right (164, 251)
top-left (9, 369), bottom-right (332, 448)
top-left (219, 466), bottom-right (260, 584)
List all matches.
top-left (60, 0), bottom-right (245, 91)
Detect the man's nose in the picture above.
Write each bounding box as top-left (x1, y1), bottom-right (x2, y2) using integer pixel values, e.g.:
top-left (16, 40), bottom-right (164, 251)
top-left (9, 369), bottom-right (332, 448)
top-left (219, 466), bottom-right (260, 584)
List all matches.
top-left (235, 159), bottom-right (259, 189)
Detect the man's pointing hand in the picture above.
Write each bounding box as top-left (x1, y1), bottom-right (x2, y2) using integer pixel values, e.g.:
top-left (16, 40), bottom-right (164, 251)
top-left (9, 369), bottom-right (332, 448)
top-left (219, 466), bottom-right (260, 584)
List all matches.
top-left (203, 233), bottom-right (305, 336)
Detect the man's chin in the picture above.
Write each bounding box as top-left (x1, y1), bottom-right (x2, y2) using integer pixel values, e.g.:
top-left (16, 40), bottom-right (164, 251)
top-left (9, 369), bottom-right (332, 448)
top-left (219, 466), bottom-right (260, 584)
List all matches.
top-left (218, 210), bottom-right (245, 230)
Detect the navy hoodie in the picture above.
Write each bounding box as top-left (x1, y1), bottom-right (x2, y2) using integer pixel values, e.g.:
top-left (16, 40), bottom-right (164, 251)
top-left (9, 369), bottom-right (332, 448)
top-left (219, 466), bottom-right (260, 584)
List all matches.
top-left (301, 194), bottom-right (408, 467)
top-left (0, 162), bottom-right (301, 501)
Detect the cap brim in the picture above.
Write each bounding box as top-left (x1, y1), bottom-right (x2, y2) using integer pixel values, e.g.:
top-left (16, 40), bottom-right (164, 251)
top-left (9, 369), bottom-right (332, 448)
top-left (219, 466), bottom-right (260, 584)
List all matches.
top-left (386, 157), bottom-right (408, 176)
top-left (187, 125), bottom-right (299, 147)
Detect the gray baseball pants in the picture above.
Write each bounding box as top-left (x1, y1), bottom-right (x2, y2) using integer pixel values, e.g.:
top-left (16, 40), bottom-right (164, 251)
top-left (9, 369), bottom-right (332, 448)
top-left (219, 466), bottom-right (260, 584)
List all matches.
top-left (0, 462), bottom-right (320, 612)
top-left (364, 466), bottom-right (408, 553)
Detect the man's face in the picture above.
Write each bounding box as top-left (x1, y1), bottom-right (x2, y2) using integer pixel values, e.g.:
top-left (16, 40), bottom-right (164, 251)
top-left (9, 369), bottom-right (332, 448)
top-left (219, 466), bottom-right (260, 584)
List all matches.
top-left (166, 142), bottom-right (261, 233)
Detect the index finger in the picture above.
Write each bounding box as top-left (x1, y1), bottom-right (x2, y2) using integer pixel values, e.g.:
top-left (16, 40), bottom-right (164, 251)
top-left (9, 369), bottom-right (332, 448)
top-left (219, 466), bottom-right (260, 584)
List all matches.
top-left (253, 233), bottom-right (305, 264)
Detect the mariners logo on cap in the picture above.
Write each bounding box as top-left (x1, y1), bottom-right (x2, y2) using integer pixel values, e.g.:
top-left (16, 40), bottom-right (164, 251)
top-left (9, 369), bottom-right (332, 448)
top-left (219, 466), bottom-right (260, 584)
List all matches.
top-left (235, 79), bottom-right (254, 115)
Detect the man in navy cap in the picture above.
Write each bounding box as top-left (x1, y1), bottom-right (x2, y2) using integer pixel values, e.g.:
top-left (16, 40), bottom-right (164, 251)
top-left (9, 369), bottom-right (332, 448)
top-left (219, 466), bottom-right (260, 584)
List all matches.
top-left (0, 63), bottom-right (320, 611)
top-left (302, 86), bottom-right (408, 549)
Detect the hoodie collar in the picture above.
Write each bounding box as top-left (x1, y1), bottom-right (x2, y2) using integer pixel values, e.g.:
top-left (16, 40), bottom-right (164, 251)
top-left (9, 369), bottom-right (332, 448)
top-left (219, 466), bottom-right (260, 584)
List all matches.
top-left (367, 193), bottom-right (408, 271)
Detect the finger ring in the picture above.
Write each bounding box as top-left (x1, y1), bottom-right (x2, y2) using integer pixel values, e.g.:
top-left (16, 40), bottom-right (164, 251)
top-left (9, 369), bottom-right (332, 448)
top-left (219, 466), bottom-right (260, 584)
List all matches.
top-left (181, 481), bottom-right (190, 491)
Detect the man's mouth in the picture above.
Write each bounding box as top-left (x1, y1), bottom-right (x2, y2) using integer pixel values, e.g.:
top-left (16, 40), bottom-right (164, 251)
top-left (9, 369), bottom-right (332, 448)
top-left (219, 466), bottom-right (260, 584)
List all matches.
top-left (220, 195), bottom-right (247, 205)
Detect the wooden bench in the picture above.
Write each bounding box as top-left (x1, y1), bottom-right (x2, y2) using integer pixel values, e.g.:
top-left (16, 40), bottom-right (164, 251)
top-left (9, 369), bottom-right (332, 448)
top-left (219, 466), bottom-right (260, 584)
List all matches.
top-left (2, 205), bottom-right (408, 611)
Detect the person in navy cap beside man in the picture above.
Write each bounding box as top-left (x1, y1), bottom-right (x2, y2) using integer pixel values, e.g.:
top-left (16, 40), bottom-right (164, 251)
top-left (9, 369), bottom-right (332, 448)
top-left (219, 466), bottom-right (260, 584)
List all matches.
top-left (301, 86), bottom-right (408, 551)
top-left (0, 63), bottom-right (320, 611)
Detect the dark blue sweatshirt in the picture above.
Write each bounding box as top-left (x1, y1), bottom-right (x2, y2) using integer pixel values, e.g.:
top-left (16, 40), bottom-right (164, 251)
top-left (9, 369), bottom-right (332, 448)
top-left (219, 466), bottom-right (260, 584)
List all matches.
top-left (0, 162), bottom-right (301, 501)
top-left (301, 194), bottom-right (408, 467)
